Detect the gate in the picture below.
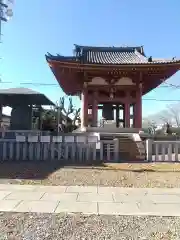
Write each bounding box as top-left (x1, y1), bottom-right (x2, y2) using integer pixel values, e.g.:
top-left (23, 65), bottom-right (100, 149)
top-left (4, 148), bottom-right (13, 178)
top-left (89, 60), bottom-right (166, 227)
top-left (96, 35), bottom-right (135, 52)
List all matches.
top-left (100, 139), bottom-right (119, 162)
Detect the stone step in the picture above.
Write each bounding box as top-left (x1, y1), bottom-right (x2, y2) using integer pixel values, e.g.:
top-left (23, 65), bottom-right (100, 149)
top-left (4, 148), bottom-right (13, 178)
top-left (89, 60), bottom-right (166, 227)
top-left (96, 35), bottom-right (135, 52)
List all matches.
top-left (117, 134), bottom-right (146, 162)
top-left (136, 155), bottom-right (146, 160)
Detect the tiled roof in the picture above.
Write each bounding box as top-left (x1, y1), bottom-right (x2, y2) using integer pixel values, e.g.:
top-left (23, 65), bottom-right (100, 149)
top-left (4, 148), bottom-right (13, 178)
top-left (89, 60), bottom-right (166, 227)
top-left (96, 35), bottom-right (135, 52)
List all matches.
top-left (0, 88), bottom-right (55, 105)
top-left (84, 48), bottom-right (148, 64)
top-left (0, 88), bottom-right (40, 95)
top-left (46, 45), bottom-right (180, 65)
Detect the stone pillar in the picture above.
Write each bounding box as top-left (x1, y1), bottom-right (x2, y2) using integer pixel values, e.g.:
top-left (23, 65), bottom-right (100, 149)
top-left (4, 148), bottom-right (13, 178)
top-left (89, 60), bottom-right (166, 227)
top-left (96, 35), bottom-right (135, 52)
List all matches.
top-left (81, 88), bottom-right (88, 129)
top-left (92, 91), bottom-right (98, 127)
top-left (134, 85), bottom-right (142, 128)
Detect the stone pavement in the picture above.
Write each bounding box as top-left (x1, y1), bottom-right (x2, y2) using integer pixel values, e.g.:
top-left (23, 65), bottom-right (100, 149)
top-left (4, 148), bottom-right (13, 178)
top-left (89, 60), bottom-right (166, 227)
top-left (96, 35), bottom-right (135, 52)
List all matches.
top-left (1, 184), bottom-right (180, 216)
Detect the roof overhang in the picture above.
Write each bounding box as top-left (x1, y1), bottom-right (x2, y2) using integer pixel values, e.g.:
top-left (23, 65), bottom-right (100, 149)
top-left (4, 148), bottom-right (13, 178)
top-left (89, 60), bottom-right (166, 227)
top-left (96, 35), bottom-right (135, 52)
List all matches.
top-left (47, 60), bottom-right (180, 95)
top-left (47, 57), bottom-right (180, 67)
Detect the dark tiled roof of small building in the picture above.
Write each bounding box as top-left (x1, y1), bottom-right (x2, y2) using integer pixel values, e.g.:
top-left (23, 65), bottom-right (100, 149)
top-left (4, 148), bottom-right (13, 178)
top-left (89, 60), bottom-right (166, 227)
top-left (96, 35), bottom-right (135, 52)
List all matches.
top-left (46, 45), bottom-right (180, 65)
top-left (0, 88), bottom-right (40, 95)
top-left (0, 88), bottom-right (55, 106)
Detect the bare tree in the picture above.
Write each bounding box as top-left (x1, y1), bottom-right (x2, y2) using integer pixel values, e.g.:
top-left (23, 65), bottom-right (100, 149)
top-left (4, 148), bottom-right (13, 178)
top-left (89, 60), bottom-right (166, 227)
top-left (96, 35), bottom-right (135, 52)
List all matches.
top-left (142, 118), bottom-right (157, 134)
top-left (158, 109), bottom-right (171, 125)
top-left (57, 97), bottom-right (81, 132)
top-left (167, 104), bottom-right (180, 127)
top-left (147, 103), bottom-right (180, 135)
top-left (158, 104), bottom-right (180, 127)
top-left (41, 96), bottom-right (81, 133)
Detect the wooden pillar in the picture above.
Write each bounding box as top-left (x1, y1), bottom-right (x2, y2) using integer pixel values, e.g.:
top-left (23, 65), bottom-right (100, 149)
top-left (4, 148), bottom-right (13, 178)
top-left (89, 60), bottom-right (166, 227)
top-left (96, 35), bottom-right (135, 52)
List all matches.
top-left (38, 106), bottom-right (42, 130)
top-left (0, 105), bottom-right (2, 122)
top-left (125, 103), bottom-right (130, 127)
top-left (134, 84), bottom-right (142, 128)
top-left (92, 91), bottom-right (98, 127)
top-left (116, 104), bottom-right (119, 128)
top-left (81, 88), bottom-right (88, 129)
top-left (0, 105), bottom-right (2, 129)
top-left (125, 92), bottom-right (130, 128)
top-left (132, 103), bottom-right (135, 127)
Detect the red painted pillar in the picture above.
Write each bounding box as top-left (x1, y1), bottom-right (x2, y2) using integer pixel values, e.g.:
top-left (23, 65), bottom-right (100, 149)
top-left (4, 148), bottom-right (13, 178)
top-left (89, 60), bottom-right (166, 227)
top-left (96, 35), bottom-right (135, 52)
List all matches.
top-left (81, 88), bottom-right (88, 129)
top-left (125, 92), bottom-right (130, 128)
top-left (134, 85), bottom-right (142, 128)
top-left (92, 91), bottom-right (98, 127)
top-left (125, 102), bottom-right (130, 127)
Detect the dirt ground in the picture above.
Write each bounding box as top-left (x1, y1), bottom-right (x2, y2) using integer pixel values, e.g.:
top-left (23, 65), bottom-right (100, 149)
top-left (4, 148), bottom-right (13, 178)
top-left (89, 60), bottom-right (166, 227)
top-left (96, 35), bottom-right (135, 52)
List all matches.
top-left (0, 162), bottom-right (180, 188)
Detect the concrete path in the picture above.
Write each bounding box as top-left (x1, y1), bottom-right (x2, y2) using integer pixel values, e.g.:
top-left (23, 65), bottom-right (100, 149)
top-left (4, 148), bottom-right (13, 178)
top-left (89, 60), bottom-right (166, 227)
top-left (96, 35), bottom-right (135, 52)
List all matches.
top-left (1, 184), bottom-right (180, 216)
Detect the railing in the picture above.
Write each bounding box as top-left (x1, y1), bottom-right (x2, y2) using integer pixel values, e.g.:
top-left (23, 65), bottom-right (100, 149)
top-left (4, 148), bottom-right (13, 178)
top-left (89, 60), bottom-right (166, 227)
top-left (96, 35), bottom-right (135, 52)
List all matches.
top-left (146, 139), bottom-right (180, 162)
top-left (0, 133), bottom-right (118, 163)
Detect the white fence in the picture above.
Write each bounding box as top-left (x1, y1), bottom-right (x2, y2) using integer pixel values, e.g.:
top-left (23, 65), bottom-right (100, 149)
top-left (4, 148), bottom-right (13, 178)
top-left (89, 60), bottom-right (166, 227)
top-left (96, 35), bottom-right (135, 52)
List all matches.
top-left (146, 139), bottom-right (180, 162)
top-left (0, 135), bottom-right (119, 163)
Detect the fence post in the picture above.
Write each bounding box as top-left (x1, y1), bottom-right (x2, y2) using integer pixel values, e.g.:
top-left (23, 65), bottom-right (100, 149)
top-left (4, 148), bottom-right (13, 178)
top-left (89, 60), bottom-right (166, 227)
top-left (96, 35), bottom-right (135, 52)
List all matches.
top-left (146, 139), bottom-right (153, 162)
top-left (114, 138), bottom-right (119, 162)
top-left (92, 143), bottom-right (96, 162)
top-left (100, 141), bottom-right (103, 161)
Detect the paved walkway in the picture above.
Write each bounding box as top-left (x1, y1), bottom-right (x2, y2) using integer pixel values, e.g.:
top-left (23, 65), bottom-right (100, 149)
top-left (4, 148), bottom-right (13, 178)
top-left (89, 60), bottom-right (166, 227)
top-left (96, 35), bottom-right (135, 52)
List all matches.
top-left (1, 184), bottom-right (180, 216)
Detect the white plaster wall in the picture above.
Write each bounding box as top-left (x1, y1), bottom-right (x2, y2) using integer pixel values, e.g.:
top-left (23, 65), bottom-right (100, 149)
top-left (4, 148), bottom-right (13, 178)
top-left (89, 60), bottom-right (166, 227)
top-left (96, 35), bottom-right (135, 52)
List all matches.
top-left (115, 77), bottom-right (135, 85)
top-left (89, 77), bottom-right (135, 86)
top-left (88, 77), bottom-right (107, 85)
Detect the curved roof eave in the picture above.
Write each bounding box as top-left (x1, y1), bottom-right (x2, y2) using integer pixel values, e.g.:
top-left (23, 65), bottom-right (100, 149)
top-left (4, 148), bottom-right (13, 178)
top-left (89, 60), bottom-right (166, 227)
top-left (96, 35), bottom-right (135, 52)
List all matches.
top-left (47, 58), bottom-right (180, 69)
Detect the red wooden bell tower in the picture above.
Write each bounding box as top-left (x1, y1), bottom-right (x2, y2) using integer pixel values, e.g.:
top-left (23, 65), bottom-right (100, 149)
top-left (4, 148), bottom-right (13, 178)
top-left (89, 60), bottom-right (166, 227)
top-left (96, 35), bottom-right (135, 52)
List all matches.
top-left (46, 44), bottom-right (180, 130)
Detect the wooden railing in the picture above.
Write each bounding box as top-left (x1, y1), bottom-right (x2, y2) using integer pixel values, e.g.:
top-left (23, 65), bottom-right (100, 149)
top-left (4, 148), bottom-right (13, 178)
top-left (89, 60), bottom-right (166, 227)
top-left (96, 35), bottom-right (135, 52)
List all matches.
top-left (146, 139), bottom-right (180, 162)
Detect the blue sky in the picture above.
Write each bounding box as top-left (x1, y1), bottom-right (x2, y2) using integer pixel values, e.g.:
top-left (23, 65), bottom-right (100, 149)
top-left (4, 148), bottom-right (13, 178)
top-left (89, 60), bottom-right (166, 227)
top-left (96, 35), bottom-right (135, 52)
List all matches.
top-left (1, 0), bottom-right (180, 116)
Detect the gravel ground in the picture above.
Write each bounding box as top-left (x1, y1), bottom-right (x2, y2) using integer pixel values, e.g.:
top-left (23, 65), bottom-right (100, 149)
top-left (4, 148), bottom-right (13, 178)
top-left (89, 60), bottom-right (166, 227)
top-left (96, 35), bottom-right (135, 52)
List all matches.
top-left (0, 212), bottom-right (180, 240)
top-left (14, 168), bottom-right (180, 188)
top-left (1, 162), bottom-right (180, 188)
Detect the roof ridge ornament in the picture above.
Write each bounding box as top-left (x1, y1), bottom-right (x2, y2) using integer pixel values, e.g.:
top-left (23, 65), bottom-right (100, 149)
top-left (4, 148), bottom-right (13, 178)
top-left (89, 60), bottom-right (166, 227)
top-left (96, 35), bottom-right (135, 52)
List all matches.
top-left (148, 56), bottom-right (152, 62)
top-left (73, 45), bottom-right (83, 61)
top-left (140, 46), bottom-right (144, 54)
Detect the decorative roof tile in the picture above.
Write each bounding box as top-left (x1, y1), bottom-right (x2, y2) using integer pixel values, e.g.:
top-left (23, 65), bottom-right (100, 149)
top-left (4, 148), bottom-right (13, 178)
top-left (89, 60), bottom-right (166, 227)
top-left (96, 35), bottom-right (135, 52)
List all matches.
top-left (46, 53), bottom-right (77, 62)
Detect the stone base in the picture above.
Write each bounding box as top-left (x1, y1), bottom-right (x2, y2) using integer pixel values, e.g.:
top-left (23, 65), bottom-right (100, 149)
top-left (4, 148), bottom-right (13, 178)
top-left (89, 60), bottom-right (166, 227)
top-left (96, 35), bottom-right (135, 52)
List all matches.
top-left (73, 127), bottom-right (146, 162)
top-left (74, 126), bottom-right (141, 134)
